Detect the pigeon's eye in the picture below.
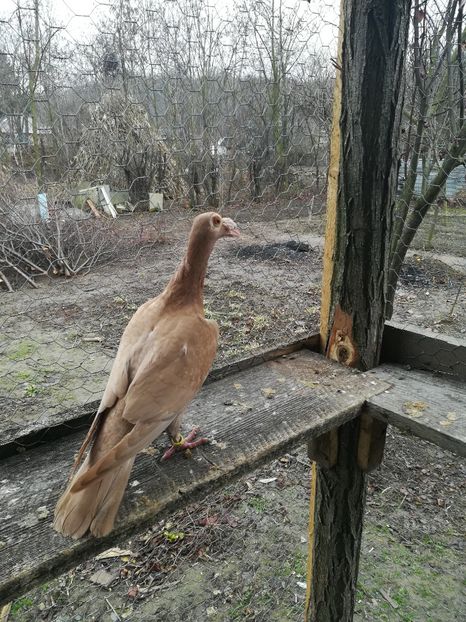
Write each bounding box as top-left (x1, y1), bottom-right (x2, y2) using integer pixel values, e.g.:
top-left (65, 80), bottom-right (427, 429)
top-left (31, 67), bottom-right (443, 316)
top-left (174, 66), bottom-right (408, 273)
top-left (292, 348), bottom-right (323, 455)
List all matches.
top-left (212, 215), bottom-right (221, 227)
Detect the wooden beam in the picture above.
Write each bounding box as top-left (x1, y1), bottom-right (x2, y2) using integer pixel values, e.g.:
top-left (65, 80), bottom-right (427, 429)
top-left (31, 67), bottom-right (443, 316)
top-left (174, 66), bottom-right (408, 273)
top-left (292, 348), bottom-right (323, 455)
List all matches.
top-left (357, 410), bottom-right (388, 472)
top-left (0, 350), bottom-right (389, 607)
top-left (305, 1), bottom-right (412, 620)
top-left (307, 428), bottom-right (338, 469)
top-left (367, 364), bottom-right (466, 458)
top-left (382, 321), bottom-right (466, 380)
top-left (305, 419), bottom-right (366, 621)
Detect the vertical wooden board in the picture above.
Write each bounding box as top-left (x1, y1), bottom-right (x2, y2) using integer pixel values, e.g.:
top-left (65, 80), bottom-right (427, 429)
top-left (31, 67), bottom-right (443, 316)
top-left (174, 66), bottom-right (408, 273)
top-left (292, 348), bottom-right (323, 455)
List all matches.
top-left (319, 1), bottom-right (344, 347)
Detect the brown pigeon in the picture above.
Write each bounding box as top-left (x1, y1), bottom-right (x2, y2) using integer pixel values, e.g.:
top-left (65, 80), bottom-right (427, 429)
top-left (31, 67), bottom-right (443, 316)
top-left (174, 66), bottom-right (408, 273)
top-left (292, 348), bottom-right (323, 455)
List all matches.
top-left (53, 212), bottom-right (240, 538)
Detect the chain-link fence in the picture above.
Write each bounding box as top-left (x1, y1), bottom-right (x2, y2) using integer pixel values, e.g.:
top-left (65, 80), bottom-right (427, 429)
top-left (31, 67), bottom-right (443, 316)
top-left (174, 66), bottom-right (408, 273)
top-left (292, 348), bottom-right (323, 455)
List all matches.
top-left (1, 0), bottom-right (464, 620)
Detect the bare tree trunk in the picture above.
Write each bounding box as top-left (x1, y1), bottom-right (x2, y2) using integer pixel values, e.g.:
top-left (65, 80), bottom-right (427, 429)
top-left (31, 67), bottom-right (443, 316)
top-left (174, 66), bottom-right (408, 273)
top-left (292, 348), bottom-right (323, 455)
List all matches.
top-left (29, 0), bottom-right (43, 190)
top-left (249, 158), bottom-right (262, 202)
top-left (387, 2), bottom-right (466, 316)
top-left (191, 163), bottom-right (203, 208)
top-left (208, 157), bottom-right (219, 208)
top-left (387, 120), bottom-right (466, 314)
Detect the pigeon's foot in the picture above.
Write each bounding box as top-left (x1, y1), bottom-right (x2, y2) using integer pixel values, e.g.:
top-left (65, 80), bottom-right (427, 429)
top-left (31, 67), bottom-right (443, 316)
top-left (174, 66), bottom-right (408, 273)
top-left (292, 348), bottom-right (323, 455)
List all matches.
top-left (161, 427), bottom-right (209, 461)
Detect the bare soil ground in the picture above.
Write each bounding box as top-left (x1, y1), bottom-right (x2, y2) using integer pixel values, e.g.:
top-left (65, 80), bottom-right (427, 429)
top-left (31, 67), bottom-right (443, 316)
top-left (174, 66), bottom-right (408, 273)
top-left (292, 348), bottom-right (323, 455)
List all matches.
top-left (2, 204), bottom-right (465, 621)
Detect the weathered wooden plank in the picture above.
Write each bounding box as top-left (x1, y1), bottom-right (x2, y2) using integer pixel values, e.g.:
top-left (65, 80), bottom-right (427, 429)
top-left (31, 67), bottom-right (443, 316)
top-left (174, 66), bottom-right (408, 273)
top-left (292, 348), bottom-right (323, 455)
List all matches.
top-left (0, 334), bottom-right (319, 458)
top-left (0, 350), bottom-right (388, 606)
top-left (382, 321), bottom-right (466, 380)
top-left (367, 365), bottom-right (466, 457)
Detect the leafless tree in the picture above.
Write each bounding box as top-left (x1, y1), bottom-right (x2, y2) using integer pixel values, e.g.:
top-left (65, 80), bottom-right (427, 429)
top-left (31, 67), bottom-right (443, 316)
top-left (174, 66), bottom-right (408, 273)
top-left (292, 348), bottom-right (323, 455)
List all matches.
top-left (388, 0), bottom-right (466, 314)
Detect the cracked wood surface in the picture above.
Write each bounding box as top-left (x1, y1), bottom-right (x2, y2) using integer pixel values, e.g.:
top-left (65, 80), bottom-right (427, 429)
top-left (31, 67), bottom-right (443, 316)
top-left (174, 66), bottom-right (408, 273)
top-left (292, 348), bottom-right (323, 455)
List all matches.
top-left (0, 348), bottom-right (389, 606)
top-left (367, 364), bottom-right (466, 458)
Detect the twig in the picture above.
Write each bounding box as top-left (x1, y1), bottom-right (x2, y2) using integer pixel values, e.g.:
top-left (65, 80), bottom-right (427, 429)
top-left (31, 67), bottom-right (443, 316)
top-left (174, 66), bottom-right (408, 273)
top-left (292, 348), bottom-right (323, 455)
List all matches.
top-left (379, 588), bottom-right (399, 609)
top-left (398, 493), bottom-right (407, 509)
top-left (0, 603), bottom-right (11, 622)
top-left (4, 259), bottom-right (39, 288)
top-left (4, 244), bottom-right (48, 275)
top-left (104, 598), bottom-right (121, 621)
top-left (0, 270), bottom-right (13, 292)
top-left (448, 280), bottom-right (462, 317)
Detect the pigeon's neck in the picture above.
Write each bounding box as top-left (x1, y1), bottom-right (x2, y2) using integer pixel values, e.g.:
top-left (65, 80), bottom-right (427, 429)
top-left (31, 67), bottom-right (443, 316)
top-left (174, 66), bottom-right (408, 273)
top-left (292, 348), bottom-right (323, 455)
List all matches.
top-left (166, 232), bottom-right (215, 306)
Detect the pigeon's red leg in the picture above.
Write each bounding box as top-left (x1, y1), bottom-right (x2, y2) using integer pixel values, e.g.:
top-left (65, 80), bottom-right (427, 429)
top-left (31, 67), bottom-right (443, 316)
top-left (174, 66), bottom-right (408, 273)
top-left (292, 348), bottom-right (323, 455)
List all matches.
top-left (161, 427), bottom-right (209, 461)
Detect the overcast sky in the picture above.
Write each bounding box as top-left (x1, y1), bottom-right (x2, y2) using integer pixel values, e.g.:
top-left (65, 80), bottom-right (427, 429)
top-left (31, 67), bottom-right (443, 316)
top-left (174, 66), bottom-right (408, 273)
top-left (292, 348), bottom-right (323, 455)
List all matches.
top-left (1, 0), bottom-right (338, 47)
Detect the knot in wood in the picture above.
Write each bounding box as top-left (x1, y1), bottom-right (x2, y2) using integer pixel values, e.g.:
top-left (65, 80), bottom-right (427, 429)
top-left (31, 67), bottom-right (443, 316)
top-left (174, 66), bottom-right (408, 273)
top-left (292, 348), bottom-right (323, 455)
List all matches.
top-left (336, 344), bottom-right (349, 363)
top-left (326, 305), bottom-right (359, 367)
top-left (329, 332), bottom-right (357, 367)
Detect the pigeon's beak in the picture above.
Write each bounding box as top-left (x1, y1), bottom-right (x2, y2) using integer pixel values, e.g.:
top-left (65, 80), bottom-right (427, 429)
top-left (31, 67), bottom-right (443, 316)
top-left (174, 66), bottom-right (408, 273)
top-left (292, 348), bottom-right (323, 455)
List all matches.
top-left (222, 217), bottom-right (240, 238)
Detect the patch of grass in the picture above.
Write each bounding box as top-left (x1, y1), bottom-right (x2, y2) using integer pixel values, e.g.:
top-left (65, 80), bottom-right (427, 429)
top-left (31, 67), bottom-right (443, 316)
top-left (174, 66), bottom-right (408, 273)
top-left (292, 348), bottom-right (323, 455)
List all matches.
top-left (392, 586), bottom-right (409, 607)
top-left (280, 550), bottom-right (307, 577)
top-left (243, 341), bottom-right (261, 352)
top-left (112, 295), bottom-right (137, 310)
top-left (54, 390), bottom-right (76, 404)
top-left (251, 314), bottom-right (270, 330)
top-left (421, 534), bottom-right (449, 552)
top-left (227, 588), bottom-right (279, 621)
top-left (247, 496), bottom-right (268, 513)
top-left (14, 370), bottom-right (32, 381)
top-left (11, 596), bottom-right (34, 615)
top-left (24, 383), bottom-right (40, 397)
top-left (227, 289), bottom-right (246, 300)
top-left (227, 589), bottom-right (253, 620)
top-left (7, 340), bottom-right (37, 361)
top-left (356, 522), bottom-right (462, 621)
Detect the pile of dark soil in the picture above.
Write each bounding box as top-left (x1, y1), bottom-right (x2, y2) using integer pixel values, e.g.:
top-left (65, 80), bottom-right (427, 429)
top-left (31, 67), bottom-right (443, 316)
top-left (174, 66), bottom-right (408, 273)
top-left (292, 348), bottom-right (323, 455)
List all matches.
top-left (399, 255), bottom-right (463, 289)
top-left (236, 240), bottom-right (311, 262)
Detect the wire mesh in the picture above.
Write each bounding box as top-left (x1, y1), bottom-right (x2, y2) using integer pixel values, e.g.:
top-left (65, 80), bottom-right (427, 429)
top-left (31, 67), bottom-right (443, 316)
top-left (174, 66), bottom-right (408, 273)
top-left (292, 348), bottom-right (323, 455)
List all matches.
top-left (0, 0), bottom-right (465, 621)
top-left (389, 0), bottom-right (466, 328)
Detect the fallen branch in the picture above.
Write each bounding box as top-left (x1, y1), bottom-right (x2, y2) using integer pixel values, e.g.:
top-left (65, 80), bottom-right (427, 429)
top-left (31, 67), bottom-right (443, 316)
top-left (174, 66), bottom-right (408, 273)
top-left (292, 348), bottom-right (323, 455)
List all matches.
top-left (4, 258), bottom-right (39, 289)
top-left (0, 270), bottom-right (13, 292)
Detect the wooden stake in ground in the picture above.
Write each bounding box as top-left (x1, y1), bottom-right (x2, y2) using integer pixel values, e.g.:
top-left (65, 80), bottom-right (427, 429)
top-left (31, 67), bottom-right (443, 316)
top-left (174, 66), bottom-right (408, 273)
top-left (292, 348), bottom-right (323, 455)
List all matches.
top-left (305, 1), bottom-right (412, 620)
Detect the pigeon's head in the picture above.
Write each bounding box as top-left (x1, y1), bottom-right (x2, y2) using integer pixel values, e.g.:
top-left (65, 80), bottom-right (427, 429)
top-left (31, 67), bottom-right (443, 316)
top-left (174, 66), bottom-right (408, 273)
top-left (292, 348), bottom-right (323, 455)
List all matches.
top-left (213, 213), bottom-right (240, 239)
top-left (194, 211), bottom-right (240, 240)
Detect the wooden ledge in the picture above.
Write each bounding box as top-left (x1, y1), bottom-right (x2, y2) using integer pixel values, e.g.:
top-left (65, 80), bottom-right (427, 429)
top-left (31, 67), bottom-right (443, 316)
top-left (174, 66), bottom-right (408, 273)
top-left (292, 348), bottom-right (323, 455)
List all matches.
top-left (0, 335), bottom-right (319, 459)
top-left (0, 348), bottom-right (388, 606)
top-left (367, 365), bottom-right (466, 457)
top-left (382, 321), bottom-right (466, 379)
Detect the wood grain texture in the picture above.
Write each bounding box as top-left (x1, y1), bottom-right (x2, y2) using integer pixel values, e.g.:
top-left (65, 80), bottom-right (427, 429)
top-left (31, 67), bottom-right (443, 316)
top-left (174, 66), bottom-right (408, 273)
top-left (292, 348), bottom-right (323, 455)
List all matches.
top-left (0, 349), bottom-right (388, 606)
top-left (367, 365), bottom-right (466, 457)
top-left (357, 410), bottom-right (388, 471)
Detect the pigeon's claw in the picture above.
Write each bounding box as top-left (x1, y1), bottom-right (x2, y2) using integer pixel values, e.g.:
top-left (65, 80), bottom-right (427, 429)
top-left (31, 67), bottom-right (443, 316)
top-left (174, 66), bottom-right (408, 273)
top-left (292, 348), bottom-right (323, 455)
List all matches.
top-left (161, 427), bottom-right (209, 461)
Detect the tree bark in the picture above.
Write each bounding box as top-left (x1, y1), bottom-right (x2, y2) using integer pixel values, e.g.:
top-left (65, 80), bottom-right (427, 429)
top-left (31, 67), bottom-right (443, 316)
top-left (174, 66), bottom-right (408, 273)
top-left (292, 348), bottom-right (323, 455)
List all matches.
top-left (306, 420), bottom-right (365, 622)
top-left (330, 0), bottom-right (412, 370)
top-left (306, 1), bottom-right (412, 621)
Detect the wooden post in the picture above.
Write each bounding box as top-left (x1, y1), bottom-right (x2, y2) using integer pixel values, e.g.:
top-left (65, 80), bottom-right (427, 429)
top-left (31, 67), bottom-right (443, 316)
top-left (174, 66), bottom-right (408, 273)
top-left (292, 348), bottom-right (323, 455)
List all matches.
top-left (305, 1), bottom-right (412, 620)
